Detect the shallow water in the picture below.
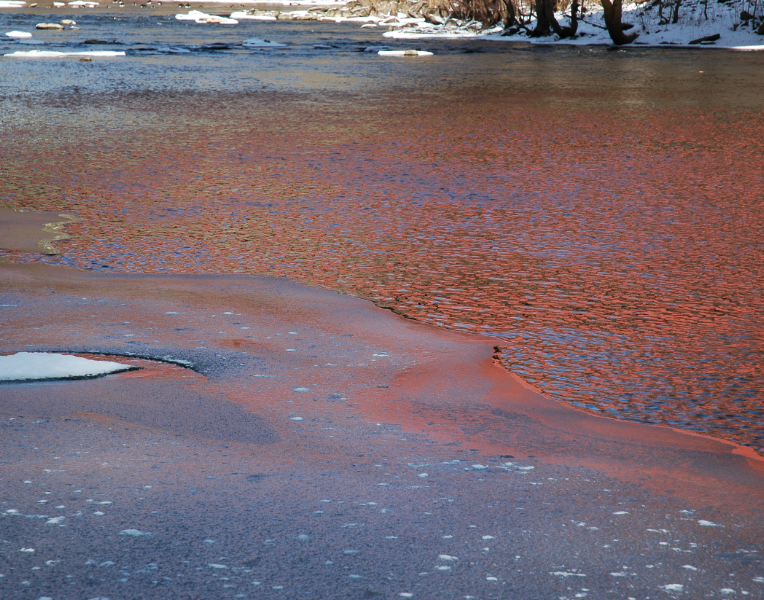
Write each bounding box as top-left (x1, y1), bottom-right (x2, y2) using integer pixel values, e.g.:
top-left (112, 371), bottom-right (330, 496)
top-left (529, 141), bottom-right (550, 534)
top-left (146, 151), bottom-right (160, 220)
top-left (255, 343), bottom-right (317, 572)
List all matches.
top-left (1, 13), bottom-right (762, 452)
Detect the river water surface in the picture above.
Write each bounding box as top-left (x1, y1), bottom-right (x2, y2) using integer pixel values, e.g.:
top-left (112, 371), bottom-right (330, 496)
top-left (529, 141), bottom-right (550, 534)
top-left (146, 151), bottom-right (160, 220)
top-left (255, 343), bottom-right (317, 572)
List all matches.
top-left (1, 13), bottom-right (762, 453)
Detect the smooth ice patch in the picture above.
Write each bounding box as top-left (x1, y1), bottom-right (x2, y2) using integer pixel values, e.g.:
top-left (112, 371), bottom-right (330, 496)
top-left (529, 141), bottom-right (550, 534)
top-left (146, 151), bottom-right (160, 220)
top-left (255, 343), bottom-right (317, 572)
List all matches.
top-left (0, 352), bottom-right (132, 381)
top-left (6, 31), bottom-right (33, 38)
top-left (293, 387), bottom-right (310, 392)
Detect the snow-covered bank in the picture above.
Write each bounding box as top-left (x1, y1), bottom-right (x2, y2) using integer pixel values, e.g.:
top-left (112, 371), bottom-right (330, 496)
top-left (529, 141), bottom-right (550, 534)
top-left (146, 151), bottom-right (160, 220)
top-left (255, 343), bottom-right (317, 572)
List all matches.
top-left (0, 352), bottom-right (133, 381)
top-left (385, 0), bottom-right (764, 48)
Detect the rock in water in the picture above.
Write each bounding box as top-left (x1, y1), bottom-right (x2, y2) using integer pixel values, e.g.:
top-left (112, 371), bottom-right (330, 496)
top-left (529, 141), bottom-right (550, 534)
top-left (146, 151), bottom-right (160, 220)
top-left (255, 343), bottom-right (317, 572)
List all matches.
top-left (36, 23), bottom-right (65, 30)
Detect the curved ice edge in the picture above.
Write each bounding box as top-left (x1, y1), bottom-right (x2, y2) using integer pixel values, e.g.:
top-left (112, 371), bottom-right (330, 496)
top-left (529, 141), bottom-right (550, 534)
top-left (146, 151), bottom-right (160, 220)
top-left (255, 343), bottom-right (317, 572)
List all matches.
top-left (0, 352), bottom-right (136, 382)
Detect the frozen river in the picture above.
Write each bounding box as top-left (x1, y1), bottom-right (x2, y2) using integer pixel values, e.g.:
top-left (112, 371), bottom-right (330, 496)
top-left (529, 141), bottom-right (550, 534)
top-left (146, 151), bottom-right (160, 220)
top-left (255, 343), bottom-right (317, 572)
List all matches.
top-left (2, 11), bottom-right (763, 453)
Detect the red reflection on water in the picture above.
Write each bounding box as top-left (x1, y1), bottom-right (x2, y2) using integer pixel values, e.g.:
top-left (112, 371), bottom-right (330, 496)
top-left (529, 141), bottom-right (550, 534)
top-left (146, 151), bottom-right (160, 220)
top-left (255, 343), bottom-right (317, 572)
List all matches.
top-left (2, 92), bottom-right (762, 453)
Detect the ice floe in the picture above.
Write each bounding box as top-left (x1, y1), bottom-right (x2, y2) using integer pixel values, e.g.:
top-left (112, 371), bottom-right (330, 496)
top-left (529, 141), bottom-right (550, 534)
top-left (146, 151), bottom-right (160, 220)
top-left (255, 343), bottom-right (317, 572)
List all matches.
top-left (3, 50), bottom-right (126, 58)
top-left (5, 30), bottom-right (32, 38)
top-left (663, 583), bottom-right (684, 591)
top-left (242, 37), bottom-right (287, 48)
top-left (0, 0), bottom-right (27, 6)
top-left (0, 352), bottom-right (132, 380)
top-left (378, 49), bottom-right (433, 57)
top-left (176, 10), bottom-right (238, 25)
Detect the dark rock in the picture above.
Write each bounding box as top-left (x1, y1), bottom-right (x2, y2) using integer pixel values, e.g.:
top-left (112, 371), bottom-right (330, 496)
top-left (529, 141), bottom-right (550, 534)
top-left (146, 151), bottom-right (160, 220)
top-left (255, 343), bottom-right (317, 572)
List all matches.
top-left (688, 33), bottom-right (721, 44)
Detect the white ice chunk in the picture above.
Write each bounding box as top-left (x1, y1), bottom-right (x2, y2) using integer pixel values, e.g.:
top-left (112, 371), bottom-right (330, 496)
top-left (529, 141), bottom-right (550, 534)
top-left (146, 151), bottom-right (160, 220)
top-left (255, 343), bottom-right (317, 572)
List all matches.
top-left (663, 584), bottom-right (684, 591)
top-left (3, 50), bottom-right (126, 58)
top-left (0, 1), bottom-right (27, 6)
top-left (175, 10), bottom-right (238, 24)
top-left (378, 49), bottom-right (433, 57)
top-left (120, 529), bottom-right (151, 537)
top-left (6, 31), bottom-right (33, 38)
top-left (698, 520), bottom-right (721, 527)
top-left (0, 352), bottom-right (132, 381)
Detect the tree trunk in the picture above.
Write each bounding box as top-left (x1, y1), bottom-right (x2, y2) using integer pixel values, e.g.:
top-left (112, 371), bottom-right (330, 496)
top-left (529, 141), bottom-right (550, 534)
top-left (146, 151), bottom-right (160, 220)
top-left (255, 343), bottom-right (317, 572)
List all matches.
top-left (601, 0), bottom-right (638, 44)
top-left (671, 0), bottom-right (682, 23)
top-left (551, 0), bottom-right (579, 37)
top-left (531, 0), bottom-right (556, 36)
top-left (499, 0), bottom-right (517, 26)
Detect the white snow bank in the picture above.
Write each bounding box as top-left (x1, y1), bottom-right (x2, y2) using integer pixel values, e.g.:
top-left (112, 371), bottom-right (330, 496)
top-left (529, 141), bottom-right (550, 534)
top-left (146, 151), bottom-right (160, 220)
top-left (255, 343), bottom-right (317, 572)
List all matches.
top-left (242, 37), bottom-right (286, 47)
top-left (176, 10), bottom-right (238, 24)
top-left (68, 0), bottom-right (99, 6)
top-left (0, 1), bottom-right (26, 7)
top-left (0, 352), bottom-right (133, 381)
top-left (5, 31), bottom-right (32, 38)
top-left (378, 49), bottom-right (433, 56)
top-left (4, 50), bottom-right (126, 57)
top-left (385, 0), bottom-right (764, 49)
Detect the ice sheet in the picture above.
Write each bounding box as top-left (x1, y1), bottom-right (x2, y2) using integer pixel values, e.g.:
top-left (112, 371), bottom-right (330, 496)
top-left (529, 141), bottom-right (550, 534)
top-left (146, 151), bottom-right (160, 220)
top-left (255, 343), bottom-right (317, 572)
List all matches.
top-left (0, 352), bottom-right (132, 381)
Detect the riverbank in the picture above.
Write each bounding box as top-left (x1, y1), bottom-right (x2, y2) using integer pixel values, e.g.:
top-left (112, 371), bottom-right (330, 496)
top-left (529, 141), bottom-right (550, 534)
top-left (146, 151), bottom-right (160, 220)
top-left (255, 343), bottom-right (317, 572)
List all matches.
top-left (2, 0), bottom-right (763, 49)
top-left (1, 261), bottom-right (763, 598)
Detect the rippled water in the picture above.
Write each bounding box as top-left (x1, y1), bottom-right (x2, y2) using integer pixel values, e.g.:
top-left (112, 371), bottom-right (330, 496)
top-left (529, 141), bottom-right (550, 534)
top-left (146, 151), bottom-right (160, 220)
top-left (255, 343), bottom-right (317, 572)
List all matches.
top-left (1, 13), bottom-right (762, 452)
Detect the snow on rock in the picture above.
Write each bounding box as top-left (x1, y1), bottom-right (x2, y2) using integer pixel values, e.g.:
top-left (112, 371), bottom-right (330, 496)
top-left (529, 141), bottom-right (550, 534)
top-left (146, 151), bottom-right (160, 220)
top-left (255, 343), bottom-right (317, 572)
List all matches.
top-left (0, 352), bottom-right (133, 381)
top-left (378, 49), bottom-right (433, 56)
top-left (4, 50), bottom-right (126, 57)
top-left (5, 31), bottom-right (32, 38)
top-left (176, 10), bottom-right (238, 24)
top-left (242, 37), bottom-right (287, 47)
